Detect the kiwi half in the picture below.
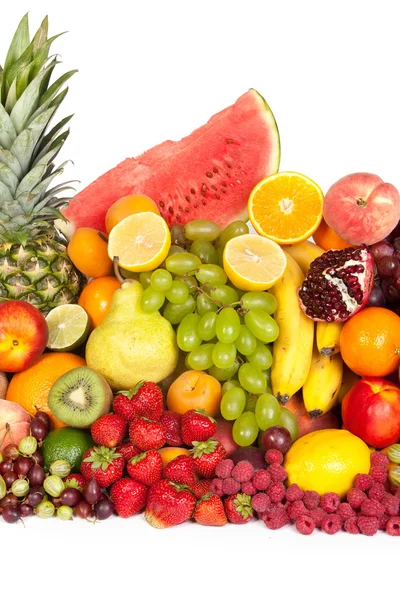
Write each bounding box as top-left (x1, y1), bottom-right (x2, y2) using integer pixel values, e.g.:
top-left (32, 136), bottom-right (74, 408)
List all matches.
top-left (48, 367), bottom-right (113, 428)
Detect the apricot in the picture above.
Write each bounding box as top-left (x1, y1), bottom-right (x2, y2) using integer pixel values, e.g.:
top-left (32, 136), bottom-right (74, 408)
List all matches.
top-left (159, 447), bottom-right (191, 467)
top-left (166, 370), bottom-right (222, 416)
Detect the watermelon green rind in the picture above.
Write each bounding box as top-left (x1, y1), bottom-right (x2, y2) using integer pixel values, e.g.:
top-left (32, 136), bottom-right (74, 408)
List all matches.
top-left (60, 89), bottom-right (280, 235)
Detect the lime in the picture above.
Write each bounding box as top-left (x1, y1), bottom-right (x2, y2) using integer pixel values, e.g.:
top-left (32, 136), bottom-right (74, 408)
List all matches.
top-left (41, 427), bottom-right (93, 472)
top-left (46, 304), bottom-right (90, 351)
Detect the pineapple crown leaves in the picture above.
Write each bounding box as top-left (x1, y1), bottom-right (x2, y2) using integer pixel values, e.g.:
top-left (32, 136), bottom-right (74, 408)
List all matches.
top-left (190, 438), bottom-right (219, 459)
top-left (83, 446), bottom-right (122, 471)
top-left (233, 493), bottom-right (253, 519)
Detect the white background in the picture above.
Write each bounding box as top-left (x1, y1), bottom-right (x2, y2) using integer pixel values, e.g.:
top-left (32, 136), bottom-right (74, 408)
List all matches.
top-left (2, 1), bottom-right (400, 598)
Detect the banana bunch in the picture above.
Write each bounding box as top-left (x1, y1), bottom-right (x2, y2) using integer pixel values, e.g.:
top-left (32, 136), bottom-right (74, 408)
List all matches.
top-left (302, 344), bottom-right (343, 416)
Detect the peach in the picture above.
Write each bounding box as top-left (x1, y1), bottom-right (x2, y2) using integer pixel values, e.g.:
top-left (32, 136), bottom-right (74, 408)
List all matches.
top-left (0, 399), bottom-right (31, 451)
top-left (0, 372), bottom-right (8, 398)
top-left (0, 300), bottom-right (48, 372)
top-left (214, 419), bottom-right (239, 457)
top-left (342, 377), bottom-right (400, 448)
top-left (323, 173), bottom-right (400, 245)
top-left (285, 393), bottom-right (339, 438)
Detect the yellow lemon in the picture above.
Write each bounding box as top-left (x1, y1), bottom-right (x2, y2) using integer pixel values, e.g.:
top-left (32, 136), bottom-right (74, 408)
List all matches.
top-left (284, 429), bottom-right (371, 497)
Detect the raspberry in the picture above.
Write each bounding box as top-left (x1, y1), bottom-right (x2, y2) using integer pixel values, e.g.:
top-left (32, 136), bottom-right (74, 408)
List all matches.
top-left (368, 482), bottom-right (385, 502)
top-left (320, 492), bottom-right (340, 514)
top-left (347, 487), bottom-right (367, 509)
top-left (370, 465), bottom-right (388, 484)
top-left (251, 492), bottom-right (271, 514)
top-left (309, 507), bottom-right (327, 528)
top-left (267, 463), bottom-right (287, 483)
top-left (354, 473), bottom-right (374, 491)
top-left (251, 469), bottom-right (271, 491)
top-left (288, 500), bottom-right (309, 521)
top-left (338, 502), bottom-right (356, 520)
top-left (215, 459), bottom-right (234, 479)
top-left (344, 517), bottom-right (360, 534)
top-left (286, 484), bottom-right (304, 503)
top-left (360, 499), bottom-right (385, 517)
top-left (303, 490), bottom-right (320, 510)
top-left (263, 507), bottom-right (289, 530)
top-left (210, 478), bottom-right (224, 497)
top-left (265, 449), bottom-right (283, 465)
top-left (370, 451), bottom-right (389, 468)
top-left (241, 481), bottom-right (257, 496)
top-left (386, 517), bottom-right (400, 536)
top-left (296, 514), bottom-right (316, 535)
top-left (357, 516), bottom-right (379, 536)
top-left (222, 477), bottom-right (241, 496)
top-left (267, 481), bottom-right (286, 503)
top-left (231, 460), bottom-right (254, 483)
top-left (321, 514), bottom-right (342, 535)
top-left (382, 495), bottom-right (400, 517)
top-left (378, 514), bottom-right (390, 531)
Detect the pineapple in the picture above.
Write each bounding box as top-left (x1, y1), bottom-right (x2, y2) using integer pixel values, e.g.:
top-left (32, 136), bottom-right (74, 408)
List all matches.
top-left (0, 14), bottom-right (82, 313)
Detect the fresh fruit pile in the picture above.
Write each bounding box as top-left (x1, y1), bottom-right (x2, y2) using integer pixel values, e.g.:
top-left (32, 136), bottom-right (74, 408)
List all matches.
top-left (1, 14), bottom-right (400, 535)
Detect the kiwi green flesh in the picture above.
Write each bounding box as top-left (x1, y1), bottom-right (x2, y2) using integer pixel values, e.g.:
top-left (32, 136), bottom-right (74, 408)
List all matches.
top-left (48, 367), bottom-right (112, 428)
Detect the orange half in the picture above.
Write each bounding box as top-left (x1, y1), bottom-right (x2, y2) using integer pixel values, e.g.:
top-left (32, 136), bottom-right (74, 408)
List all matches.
top-left (248, 171), bottom-right (324, 245)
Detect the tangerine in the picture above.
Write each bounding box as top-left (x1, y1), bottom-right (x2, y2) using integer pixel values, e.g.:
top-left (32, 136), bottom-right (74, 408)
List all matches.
top-left (105, 194), bottom-right (160, 233)
top-left (313, 218), bottom-right (353, 251)
top-left (78, 276), bottom-right (120, 329)
top-left (68, 227), bottom-right (112, 278)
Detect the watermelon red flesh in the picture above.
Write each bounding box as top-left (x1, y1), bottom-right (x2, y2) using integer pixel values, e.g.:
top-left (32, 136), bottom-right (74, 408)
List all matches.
top-left (61, 89), bottom-right (280, 233)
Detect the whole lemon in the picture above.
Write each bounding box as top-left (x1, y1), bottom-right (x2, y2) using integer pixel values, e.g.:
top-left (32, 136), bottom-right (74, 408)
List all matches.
top-left (284, 429), bottom-right (370, 497)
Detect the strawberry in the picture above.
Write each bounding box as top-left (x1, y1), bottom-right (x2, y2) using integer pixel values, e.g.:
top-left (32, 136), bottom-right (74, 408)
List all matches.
top-left (110, 477), bottom-right (148, 518)
top-left (194, 493), bottom-right (227, 526)
top-left (91, 414), bottom-right (127, 448)
top-left (129, 417), bottom-right (166, 450)
top-left (224, 493), bottom-right (253, 524)
top-left (145, 479), bottom-right (196, 528)
top-left (117, 441), bottom-right (142, 462)
top-left (164, 454), bottom-right (197, 486)
top-left (114, 381), bottom-right (164, 422)
top-left (80, 446), bottom-right (125, 488)
top-left (160, 411), bottom-right (183, 446)
top-left (127, 450), bottom-right (163, 486)
top-left (191, 438), bottom-right (226, 479)
top-left (181, 409), bottom-right (216, 446)
top-left (64, 473), bottom-right (86, 491)
top-left (191, 479), bottom-right (212, 499)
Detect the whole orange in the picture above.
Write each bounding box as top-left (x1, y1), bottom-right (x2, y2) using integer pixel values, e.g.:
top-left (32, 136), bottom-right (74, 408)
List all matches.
top-left (6, 352), bottom-right (86, 429)
top-left (313, 218), bottom-right (353, 251)
top-left (340, 307), bottom-right (400, 377)
top-left (68, 227), bottom-right (112, 278)
top-left (78, 276), bottom-right (120, 329)
top-left (167, 370), bottom-right (222, 416)
top-left (105, 194), bottom-right (160, 233)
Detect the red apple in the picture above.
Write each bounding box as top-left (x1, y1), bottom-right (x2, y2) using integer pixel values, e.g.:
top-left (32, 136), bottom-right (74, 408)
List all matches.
top-left (0, 301), bottom-right (48, 372)
top-left (342, 377), bottom-right (400, 448)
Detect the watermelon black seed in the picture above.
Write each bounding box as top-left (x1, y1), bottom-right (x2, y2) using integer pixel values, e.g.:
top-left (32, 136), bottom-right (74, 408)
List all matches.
top-left (191, 188), bottom-right (196, 194)
top-left (211, 185), bottom-right (217, 190)
top-left (221, 189), bottom-right (226, 194)
top-left (226, 162), bottom-right (232, 168)
top-left (213, 167), bottom-right (218, 173)
top-left (159, 201), bottom-right (165, 208)
top-left (206, 172), bottom-right (213, 178)
top-left (185, 195), bottom-right (191, 202)
top-left (201, 184), bottom-right (207, 192)
top-left (168, 207), bottom-right (173, 214)
top-left (202, 200), bottom-right (206, 205)
top-left (185, 207), bottom-right (190, 213)
top-left (215, 194), bottom-right (220, 199)
top-left (226, 139), bottom-right (233, 144)
top-left (178, 206), bottom-right (183, 211)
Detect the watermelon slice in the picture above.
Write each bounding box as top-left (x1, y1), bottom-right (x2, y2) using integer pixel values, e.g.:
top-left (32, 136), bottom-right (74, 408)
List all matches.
top-left (62, 89), bottom-right (280, 234)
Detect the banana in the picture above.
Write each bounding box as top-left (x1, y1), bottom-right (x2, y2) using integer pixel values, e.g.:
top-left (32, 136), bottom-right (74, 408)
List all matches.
top-left (271, 252), bottom-right (314, 405)
top-left (302, 344), bottom-right (343, 417)
top-left (285, 240), bottom-right (325, 274)
top-left (316, 321), bottom-right (343, 357)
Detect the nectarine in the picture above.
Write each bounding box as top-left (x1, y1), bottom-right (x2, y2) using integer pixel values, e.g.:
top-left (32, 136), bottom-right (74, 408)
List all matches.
top-left (0, 399), bottom-right (31, 451)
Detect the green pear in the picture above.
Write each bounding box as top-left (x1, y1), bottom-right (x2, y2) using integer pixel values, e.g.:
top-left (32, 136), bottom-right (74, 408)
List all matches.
top-left (85, 280), bottom-right (179, 391)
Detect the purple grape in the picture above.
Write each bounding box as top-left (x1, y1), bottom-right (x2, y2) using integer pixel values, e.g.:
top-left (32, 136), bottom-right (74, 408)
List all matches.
top-left (83, 479), bottom-right (101, 505)
top-left (367, 286), bottom-right (386, 307)
top-left (377, 256), bottom-right (399, 278)
top-left (34, 411), bottom-right (51, 430)
top-left (94, 498), bottom-right (115, 520)
top-left (1, 506), bottom-right (20, 523)
top-left (0, 460), bottom-right (13, 475)
top-left (25, 488), bottom-right (44, 507)
top-left (20, 504), bottom-right (33, 517)
top-left (370, 240), bottom-right (395, 261)
top-left (382, 279), bottom-right (400, 304)
top-left (14, 457), bottom-right (32, 477)
top-left (28, 464), bottom-right (45, 486)
top-left (30, 419), bottom-right (48, 441)
top-left (60, 488), bottom-right (82, 507)
top-left (0, 493), bottom-right (18, 508)
top-left (3, 470), bottom-right (17, 489)
top-left (261, 426), bottom-right (292, 454)
top-left (387, 221), bottom-right (400, 243)
top-left (31, 451), bottom-right (43, 466)
top-left (75, 500), bottom-right (92, 519)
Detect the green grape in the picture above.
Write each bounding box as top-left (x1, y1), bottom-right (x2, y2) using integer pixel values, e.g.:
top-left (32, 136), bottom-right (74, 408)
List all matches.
top-left (168, 245), bottom-right (186, 256)
top-left (197, 312), bottom-right (217, 341)
top-left (241, 291), bottom-right (278, 314)
top-left (244, 309), bottom-right (279, 343)
top-left (221, 379), bottom-right (241, 394)
top-left (165, 279), bottom-right (189, 304)
top-left (190, 240), bottom-right (218, 265)
top-left (209, 362), bottom-right (239, 381)
top-left (255, 393), bottom-right (281, 431)
top-left (196, 293), bottom-right (219, 316)
top-left (178, 275), bottom-right (198, 295)
top-left (177, 314), bottom-right (202, 351)
top-left (279, 408), bottom-right (299, 442)
top-left (215, 307), bottom-right (240, 343)
top-left (209, 285), bottom-right (239, 305)
top-left (216, 247), bottom-right (224, 267)
top-left (220, 388), bottom-right (246, 420)
top-left (238, 363), bottom-right (267, 394)
top-left (165, 252), bottom-right (202, 275)
top-left (163, 296), bottom-right (196, 325)
top-left (244, 395), bottom-right (257, 412)
top-left (187, 343), bottom-right (215, 370)
top-left (196, 264), bottom-right (227, 286)
top-left (139, 272), bottom-right (152, 289)
top-left (264, 368), bottom-right (271, 388)
top-left (150, 269), bottom-right (173, 292)
top-left (235, 324), bottom-right (257, 356)
top-left (140, 288), bottom-right (165, 312)
top-left (247, 342), bottom-right (273, 371)
top-left (232, 411), bottom-right (259, 446)
top-left (212, 341), bottom-right (237, 369)
top-left (219, 220), bottom-right (249, 248)
top-left (185, 219), bottom-right (220, 242)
